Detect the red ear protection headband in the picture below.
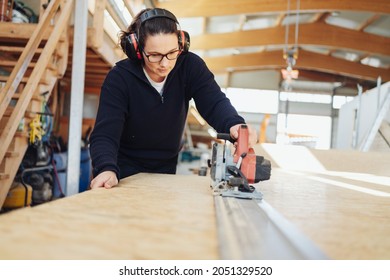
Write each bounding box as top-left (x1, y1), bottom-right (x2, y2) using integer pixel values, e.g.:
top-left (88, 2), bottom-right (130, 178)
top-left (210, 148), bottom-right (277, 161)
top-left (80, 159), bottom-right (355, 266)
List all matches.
top-left (124, 8), bottom-right (190, 60)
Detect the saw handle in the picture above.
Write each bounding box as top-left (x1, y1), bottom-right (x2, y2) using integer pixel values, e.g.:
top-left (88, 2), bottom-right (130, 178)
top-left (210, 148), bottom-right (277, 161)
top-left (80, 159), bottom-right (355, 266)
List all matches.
top-left (216, 125), bottom-right (251, 163)
top-left (216, 124), bottom-right (250, 146)
top-left (233, 124), bottom-right (250, 163)
top-left (216, 133), bottom-right (235, 142)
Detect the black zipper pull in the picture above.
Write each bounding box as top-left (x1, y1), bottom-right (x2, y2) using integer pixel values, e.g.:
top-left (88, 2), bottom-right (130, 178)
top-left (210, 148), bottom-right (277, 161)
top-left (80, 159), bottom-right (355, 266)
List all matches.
top-left (161, 95), bottom-right (164, 103)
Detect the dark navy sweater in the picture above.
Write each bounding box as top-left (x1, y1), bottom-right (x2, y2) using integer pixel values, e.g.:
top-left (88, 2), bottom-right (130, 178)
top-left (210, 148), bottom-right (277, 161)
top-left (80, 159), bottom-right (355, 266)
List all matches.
top-left (89, 52), bottom-right (245, 178)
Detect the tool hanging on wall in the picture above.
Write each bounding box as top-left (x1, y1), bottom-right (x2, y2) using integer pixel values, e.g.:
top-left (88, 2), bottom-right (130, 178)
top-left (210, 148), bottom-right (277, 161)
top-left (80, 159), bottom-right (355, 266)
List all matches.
top-left (29, 114), bottom-right (44, 145)
top-left (16, 95), bottom-right (55, 206)
top-left (12, 1), bottom-right (38, 23)
top-left (0, 0), bottom-right (13, 22)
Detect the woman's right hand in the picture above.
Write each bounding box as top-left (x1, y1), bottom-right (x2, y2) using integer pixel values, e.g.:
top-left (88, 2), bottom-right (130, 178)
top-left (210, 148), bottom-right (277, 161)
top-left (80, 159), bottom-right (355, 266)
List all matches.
top-left (89, 171), bottom-right (118, 189)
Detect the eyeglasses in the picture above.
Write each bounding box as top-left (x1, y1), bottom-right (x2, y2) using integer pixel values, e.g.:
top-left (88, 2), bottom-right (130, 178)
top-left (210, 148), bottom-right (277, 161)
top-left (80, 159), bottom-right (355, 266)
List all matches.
top-left (142, 49), bottom-right (181, 63)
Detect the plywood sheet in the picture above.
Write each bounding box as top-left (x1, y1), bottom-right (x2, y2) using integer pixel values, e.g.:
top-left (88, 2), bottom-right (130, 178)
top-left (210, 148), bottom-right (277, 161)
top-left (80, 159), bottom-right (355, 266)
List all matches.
top-left (0, 173), bottom-right (218, 260)
top-left (252, 143), bottom-right (390, 259)
top-left (1, 150), bottom-right (389, 260)
top-left (258, 168), bottom-right (390, 259)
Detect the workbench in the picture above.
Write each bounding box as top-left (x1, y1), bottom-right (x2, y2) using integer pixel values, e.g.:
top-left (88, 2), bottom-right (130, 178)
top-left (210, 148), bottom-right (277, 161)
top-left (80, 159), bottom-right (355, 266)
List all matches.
top-left (0, 157), bottom-right (389, 259)
top-left (0, 174), bottom-right (218, 259)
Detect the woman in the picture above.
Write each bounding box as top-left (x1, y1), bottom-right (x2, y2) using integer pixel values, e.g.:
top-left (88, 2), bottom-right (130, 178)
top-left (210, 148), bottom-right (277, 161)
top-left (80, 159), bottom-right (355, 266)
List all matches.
top-left (89, 8), bottom-right (257, 189)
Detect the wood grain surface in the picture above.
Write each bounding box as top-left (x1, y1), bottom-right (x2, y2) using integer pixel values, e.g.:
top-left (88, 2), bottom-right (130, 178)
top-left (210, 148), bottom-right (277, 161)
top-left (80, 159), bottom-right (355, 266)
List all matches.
top-left (0, 173), bottom-right (218, 260)
top-left (1, 145), bottom-right (389, 260)
top-left (254, 143), bottom-right (390, 260)
top-left (258, 168), bottom-right (390, 259)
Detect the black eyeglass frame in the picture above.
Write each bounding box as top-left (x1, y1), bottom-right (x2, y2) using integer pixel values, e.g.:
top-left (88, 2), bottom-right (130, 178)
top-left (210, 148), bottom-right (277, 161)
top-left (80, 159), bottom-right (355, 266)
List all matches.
top-left (142, 49), bottom-right (181, 63)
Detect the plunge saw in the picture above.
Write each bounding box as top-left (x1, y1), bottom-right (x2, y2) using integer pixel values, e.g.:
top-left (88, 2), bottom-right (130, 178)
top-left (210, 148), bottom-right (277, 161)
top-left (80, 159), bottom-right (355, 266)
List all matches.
top-left (209, 124), bottom-right (271, 199)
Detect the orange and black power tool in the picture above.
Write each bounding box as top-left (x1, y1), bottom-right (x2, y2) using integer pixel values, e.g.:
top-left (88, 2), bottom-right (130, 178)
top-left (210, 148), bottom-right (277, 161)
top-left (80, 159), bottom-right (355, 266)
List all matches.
top-left (209, 124), bottom-right (271, 199)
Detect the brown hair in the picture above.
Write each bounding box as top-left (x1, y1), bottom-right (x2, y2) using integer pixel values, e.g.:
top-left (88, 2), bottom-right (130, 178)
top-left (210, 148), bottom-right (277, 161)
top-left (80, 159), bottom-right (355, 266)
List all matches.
top-left (119, 8), bottom-right (178, 55)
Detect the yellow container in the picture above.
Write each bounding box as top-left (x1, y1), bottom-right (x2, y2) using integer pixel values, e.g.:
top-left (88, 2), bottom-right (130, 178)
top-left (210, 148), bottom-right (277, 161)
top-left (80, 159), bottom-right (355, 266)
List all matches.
top-left (3, 182), bottom-right (33, 209)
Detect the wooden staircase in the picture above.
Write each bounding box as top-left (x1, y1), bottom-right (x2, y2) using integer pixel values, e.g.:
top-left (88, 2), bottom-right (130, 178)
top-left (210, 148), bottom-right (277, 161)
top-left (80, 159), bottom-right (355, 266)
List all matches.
top-left (0, 0), bottom-right (74, 209)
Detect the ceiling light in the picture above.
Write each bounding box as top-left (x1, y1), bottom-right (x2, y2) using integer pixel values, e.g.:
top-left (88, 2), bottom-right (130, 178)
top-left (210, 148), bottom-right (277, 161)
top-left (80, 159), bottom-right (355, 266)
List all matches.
top-left (282, 0), bottom-right (300, 86)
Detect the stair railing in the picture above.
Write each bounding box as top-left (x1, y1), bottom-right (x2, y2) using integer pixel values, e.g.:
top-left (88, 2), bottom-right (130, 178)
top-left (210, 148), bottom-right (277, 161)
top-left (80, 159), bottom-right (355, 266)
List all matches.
top-left (0, 0), bottom-right (74, 162)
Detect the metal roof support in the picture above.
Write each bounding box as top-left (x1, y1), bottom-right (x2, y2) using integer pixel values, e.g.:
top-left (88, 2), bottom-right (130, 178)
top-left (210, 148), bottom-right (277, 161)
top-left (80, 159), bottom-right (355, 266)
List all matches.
top-left (359, 82), bottom-right (390, 152)
top-left (377, 76), bottom-right (382, 110)
top-left (352, 84), bottom-right (363, 149)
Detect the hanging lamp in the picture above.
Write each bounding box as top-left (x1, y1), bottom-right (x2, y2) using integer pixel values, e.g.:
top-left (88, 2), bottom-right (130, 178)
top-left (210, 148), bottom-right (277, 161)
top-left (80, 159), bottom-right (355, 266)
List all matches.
top-left (281, 0), bottom-right (300, 83)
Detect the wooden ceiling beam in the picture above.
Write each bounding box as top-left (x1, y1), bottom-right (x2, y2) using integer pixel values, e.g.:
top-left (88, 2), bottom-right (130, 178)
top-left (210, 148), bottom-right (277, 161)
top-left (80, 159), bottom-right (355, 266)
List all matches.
top-left (156, 0), bottom-right (390, 17)
top-left (356, 14), bottom-right (382, 31)
top-left (297, 69), bottom-right (376, 87)
top-left (203, 50), bottom-right (390, 81)
top-left (191, 23), bottom-right (390, 56)
top-left (274, 13), bottom-right (286, 26)
top-left (310, 12), bottom-right (331, 23)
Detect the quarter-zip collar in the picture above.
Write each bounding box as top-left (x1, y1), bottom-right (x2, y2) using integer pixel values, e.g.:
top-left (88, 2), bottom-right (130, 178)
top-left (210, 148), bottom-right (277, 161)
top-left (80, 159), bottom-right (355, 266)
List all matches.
top-left (116, 55), bottom-right (186, 103)
top-left (116, 55), bottom-right (185, 85)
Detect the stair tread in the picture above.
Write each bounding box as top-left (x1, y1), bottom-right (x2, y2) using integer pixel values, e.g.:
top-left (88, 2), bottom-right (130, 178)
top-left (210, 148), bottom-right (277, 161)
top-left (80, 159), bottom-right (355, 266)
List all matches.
top-left (0, 173), bottom-right (10, 180)
top-left (15, 131), bottom-right (29, 138)
top-left (4, 106), bottom-right (40, 118)
top-left (5, 151), bottom-right (19, 157)
top-left (0, 75), bottom-right (28, 83)
top-left (0, 46), bottom-right (43, 53)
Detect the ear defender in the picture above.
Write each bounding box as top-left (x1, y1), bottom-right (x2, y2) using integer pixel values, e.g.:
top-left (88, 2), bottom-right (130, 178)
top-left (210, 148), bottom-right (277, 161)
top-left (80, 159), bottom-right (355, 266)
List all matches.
top-left (178, 30), bottom-right (190, 54)
top-left (125, 33), bottom-right (142, 60)
top-left (124, 8), bottom-right (190, 60)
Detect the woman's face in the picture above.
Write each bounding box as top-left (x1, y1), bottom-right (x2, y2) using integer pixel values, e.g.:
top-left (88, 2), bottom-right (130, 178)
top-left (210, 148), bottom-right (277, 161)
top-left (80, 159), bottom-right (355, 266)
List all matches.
top-left (142, 33), bottom-right (179, 83)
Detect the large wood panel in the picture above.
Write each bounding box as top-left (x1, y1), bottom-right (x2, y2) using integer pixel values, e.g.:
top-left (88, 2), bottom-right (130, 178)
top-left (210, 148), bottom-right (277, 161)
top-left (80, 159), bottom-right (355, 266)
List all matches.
top-left (0, 149), bottom-right (389, 259)
top-left (259, 168), bottom-right (390, 259)
top-left (254, 143), bottom-right (390, 259)
top-left (0, 174), bottom-right (218, 260)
